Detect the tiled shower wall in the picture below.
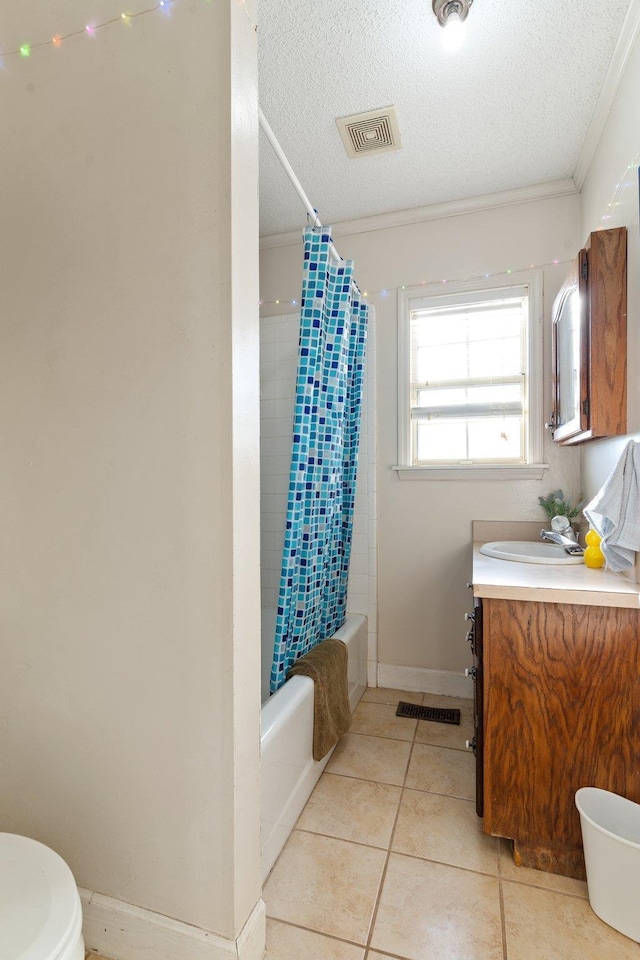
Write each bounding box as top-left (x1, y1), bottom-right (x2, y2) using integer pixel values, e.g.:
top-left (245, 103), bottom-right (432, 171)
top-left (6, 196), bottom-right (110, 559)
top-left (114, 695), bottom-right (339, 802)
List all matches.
top-left (259, 310), bottom-right (378, 684)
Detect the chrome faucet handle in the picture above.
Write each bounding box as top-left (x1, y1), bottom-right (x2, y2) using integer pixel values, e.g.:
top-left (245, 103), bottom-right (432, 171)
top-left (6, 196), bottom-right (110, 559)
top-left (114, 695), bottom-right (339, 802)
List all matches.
top-left (551, 516), bottom-right (578, 542)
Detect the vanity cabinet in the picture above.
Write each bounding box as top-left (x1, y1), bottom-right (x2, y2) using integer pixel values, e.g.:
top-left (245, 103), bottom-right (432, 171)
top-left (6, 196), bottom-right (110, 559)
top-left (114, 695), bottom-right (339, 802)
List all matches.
top-left (481, 596), bottom-right (640, 879)
top-left (550, 226), bottom-right (627, 445)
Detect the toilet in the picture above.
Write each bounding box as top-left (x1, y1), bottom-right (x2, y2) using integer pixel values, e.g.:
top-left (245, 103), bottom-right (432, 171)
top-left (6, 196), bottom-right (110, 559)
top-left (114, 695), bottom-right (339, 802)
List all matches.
top-left (0, 833), bottom-right (84, 960)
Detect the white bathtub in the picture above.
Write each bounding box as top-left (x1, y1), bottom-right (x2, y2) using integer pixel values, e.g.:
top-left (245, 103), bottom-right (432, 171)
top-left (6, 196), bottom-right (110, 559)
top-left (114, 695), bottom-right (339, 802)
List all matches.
top-left (260, 611), bottom-right (367, 879)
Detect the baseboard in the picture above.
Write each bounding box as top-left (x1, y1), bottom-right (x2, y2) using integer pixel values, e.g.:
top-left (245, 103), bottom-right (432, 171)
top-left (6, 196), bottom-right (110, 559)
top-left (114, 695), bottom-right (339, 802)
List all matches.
top-left (377, 663), bottom-right (472, 699)
top-left (80, 888), bottom-right (266, 960)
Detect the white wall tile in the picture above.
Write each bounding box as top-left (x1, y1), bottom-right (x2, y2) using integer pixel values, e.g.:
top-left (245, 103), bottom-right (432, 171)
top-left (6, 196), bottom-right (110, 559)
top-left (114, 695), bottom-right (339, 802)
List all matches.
top-left (260, 474), bottom-right (277, 497)
top-left (260, 379), bottom-right (276, 401)
top-left (273, 378), bottom-right (294, 400)
top-left (351, 533), bottom-right (368, 556)
top-left (274, 397), bottom-right (295, 419)
top-left (348, 553), bottom-right (368, 576)
top-left (260, 399), bottom-right (275, 420)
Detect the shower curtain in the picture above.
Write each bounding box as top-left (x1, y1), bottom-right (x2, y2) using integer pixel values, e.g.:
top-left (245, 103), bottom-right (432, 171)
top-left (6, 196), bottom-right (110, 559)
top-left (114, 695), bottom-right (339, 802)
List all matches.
top-left (270, 227), bottom-right (368, 693)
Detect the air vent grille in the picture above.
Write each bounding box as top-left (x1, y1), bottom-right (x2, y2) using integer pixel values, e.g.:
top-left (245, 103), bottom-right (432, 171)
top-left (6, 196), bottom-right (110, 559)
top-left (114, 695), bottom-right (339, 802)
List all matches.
top-left (336, 107), bottom-right (402, 159)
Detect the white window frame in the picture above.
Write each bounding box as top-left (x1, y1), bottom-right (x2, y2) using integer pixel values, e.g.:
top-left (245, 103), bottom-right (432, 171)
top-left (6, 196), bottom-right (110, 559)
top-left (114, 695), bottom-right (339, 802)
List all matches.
top-left (395, 271), bottom-right (547, 480)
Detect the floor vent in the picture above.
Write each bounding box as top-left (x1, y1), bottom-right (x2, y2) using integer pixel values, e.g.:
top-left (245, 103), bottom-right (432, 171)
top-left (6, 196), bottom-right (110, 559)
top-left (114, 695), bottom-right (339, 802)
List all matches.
top-left (396, 701), bottom-right (461, 725)
top-left (336, 107), bottom-right (402, 159)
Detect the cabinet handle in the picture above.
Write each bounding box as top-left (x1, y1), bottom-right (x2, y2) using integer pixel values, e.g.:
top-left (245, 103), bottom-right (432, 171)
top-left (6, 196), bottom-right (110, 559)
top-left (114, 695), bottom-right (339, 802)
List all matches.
top-left (466, 631), bottom-right (474, 645)
top-left (466, 737), bottom-right (477, 754)
top-left (464, 612), bottom-right (475, 622)
top-left (465, 667), bottom-right (477, 679)
top-left (466, 582), bottom-right (473, 589)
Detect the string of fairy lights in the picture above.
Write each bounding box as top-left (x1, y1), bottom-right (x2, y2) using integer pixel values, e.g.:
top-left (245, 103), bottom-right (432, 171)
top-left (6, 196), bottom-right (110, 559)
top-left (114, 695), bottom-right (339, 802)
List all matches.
top-left (0, 0), bottom-right (255, 62)
top-left (597, 156), bottom-right (640, 226)
top-left (1, 0), bottom-right (635, 305)
top-left (259, 157), bottom-right (640, 309)
top-left (259, 257), bottom-right (572, 309)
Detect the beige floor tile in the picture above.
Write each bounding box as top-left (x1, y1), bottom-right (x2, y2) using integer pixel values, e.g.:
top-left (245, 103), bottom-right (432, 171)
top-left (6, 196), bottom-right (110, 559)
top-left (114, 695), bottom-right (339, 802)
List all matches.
top-left (368, 955), bottom-right (410, 960)
top-left (368, 955), bottom-right (415, 960)
top-left (361, 687), bottom-right (423, 705)
top-left (326, 733), bottom-right (412, 786)
top-left (370, 853), bottom-right (503, 960)
top-left (263, 830), bottom-right (387, 944)
top-left (297, 772), bottom-right (401, 848)
top-left (502, 880), bottom-right (640, 959)
top-left (415, 710), bottom-right (474, 751)
top-left (405, 742), bottom-right (475, 800)
top-left (350, 701), bottom-right (417, 741)
top-left (265, 919), bottom-right (365, 959)
top-left (392, 789), bottom-right (498, 875)
top-left (498, 839), bottom-right (588, 898)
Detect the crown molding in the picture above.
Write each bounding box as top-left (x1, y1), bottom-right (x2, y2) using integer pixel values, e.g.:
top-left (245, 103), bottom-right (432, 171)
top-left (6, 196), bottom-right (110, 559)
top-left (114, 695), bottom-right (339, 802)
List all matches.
top-left (574, 0), bottom-right (640, 189)
top-left (259, 179), bottom-right (578, 250)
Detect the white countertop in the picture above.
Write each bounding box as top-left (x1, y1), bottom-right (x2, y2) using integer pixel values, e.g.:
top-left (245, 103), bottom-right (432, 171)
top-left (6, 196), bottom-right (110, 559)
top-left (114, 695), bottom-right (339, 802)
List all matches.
top-left (473, 543), bottom-right (640, 608)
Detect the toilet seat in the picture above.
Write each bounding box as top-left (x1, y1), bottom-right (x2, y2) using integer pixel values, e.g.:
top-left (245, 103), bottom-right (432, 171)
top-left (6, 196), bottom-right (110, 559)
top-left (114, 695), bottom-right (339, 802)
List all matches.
top-left (0, 833), bottom-right (84, 960)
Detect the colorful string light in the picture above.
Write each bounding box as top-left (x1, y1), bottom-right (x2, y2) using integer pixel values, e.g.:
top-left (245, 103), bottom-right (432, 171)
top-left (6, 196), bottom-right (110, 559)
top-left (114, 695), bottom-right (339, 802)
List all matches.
top-left (259, 258), bottom-right (573, 308)
top-left (2, 0), bottom-right (632, 300)
top-left (0, 0), bottom-right (256, 64)
top-left (259, 159), bottom-right (640, 309)
top-left (598, 156), bottom-right (640, 226)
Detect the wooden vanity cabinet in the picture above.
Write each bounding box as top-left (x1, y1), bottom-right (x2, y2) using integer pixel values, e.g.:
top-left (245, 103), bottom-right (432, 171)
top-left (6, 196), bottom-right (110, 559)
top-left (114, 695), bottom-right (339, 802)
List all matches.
top-left (551, 226), bottom-right (627, 445)
top-left (481, 596), bottom-right (640, 879)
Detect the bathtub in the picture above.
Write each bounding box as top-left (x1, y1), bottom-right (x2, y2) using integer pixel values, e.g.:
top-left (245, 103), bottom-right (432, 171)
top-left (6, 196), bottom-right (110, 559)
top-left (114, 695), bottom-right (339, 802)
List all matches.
top-left (260, 611), bottom-right (367, 879)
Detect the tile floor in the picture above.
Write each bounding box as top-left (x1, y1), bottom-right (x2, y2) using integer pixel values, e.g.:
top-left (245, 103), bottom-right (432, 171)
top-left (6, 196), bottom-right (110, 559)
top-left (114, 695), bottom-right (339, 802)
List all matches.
top-left (263, 687), bottom-right (640, 960)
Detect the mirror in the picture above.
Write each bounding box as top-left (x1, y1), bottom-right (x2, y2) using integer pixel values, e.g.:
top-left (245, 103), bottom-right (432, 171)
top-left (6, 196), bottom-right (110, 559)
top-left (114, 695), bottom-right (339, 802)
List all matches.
top-left (551, 251), bottom-right (588, 443)
top-left (555, 286), bottom-right (581, 432)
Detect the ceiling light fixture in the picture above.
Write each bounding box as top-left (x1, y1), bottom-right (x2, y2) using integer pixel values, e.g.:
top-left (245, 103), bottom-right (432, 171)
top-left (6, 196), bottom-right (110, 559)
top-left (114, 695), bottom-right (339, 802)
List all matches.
top-left (432, 0), bottom-right (473, 52)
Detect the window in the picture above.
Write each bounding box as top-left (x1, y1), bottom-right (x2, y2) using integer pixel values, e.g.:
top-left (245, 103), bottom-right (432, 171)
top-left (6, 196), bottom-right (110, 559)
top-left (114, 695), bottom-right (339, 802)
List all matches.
top-left (396, 272), bottom-right (546, 479)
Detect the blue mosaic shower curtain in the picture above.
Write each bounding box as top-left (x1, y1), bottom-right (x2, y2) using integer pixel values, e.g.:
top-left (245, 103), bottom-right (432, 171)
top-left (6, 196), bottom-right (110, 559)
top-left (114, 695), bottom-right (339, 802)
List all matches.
top-left (270, 227), bottom-right (368, 693)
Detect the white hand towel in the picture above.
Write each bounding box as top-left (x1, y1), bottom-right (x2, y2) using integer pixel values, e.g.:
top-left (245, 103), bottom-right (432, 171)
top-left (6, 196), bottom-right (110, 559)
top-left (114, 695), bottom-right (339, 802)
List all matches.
top-left (583, 440), bottom-right (640, 573)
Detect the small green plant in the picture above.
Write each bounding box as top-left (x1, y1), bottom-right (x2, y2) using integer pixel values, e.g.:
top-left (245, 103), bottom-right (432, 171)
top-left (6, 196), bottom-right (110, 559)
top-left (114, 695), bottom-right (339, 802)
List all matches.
top-left (538, 489), bottom-right (585, 523)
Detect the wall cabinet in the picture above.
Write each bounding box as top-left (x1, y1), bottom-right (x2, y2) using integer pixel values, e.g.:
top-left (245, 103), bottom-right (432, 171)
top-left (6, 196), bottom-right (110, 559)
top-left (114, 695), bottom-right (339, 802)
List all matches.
top-left (550, 227), bottom-right (627, 445)
top-left (480, 596), bottom-right (640, 879)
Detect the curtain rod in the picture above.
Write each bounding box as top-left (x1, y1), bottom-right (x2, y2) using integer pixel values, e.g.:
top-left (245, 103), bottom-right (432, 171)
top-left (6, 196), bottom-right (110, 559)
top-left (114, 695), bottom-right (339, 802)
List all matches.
top-left (259, 108), bottom-right (343, 263)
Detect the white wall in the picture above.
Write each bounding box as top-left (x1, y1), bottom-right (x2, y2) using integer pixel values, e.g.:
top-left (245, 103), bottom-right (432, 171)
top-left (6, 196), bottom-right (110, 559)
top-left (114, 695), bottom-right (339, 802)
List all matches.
top-left (580, 26), bottom-right (640, 499)
top-left (0, 0), bottom-right (263, 952)
top-left (261, 192), bottom-right (582, 688)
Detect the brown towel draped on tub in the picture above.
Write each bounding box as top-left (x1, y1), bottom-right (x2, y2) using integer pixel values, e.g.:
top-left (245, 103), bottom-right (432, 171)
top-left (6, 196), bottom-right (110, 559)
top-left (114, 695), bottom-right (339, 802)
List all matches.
top-left (286, 637), bottom-right (351, 760)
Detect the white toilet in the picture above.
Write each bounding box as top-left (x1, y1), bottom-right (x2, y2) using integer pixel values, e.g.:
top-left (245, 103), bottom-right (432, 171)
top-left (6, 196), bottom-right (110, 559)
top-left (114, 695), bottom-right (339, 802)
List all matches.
top-left (0, 833), bottom-right (84, 960)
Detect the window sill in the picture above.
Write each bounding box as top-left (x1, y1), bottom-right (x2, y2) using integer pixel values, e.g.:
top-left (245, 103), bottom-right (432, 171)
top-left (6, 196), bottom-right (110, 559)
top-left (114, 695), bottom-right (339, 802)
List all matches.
top-left (392, 463), bottom-right (549, 481)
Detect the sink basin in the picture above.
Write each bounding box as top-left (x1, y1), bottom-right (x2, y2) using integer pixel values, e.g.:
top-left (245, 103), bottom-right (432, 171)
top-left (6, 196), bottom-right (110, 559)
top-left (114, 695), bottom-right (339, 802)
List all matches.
top-left (479, 540), bottom-right (584, 565)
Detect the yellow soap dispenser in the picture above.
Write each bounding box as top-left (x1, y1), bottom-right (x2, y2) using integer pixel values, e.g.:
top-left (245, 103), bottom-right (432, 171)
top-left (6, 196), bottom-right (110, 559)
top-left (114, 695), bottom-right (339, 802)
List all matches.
top-left (584, 529), bottom-right (604, 568)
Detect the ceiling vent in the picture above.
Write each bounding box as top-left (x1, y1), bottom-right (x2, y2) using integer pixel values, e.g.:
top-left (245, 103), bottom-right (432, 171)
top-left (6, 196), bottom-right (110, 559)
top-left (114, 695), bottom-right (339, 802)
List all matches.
top-left (336, 107), bottom-right (402, 159)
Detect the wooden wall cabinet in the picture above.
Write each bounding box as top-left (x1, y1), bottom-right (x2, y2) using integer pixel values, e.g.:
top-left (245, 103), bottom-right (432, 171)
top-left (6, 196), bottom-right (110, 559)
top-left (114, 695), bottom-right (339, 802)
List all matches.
top-left (550, 226), bottom-right (627, 445)
top-left (481, 596), bottom-right (640, 879)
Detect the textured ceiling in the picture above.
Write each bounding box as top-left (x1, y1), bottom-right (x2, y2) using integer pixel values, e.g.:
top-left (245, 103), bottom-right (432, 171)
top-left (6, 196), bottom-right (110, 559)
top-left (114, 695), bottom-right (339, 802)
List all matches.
top-left (258, 0), bottom-right (633, 236)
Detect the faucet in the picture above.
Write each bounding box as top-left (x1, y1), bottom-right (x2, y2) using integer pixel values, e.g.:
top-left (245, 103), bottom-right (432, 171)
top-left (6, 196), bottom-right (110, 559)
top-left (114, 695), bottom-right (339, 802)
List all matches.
top-left (540, 529), bottom-right (579, 547)
top-left (540, 515), bottom-right (583, 551)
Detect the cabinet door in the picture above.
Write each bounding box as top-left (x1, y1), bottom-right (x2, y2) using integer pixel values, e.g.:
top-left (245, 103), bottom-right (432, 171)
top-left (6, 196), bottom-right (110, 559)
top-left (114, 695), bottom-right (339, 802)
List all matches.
top-left (551, 227), bottom-right (627, 445)
top-left (482, 598), bottom-right (640, 878)
top-left (587, 226), bottom-right (627, 439)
